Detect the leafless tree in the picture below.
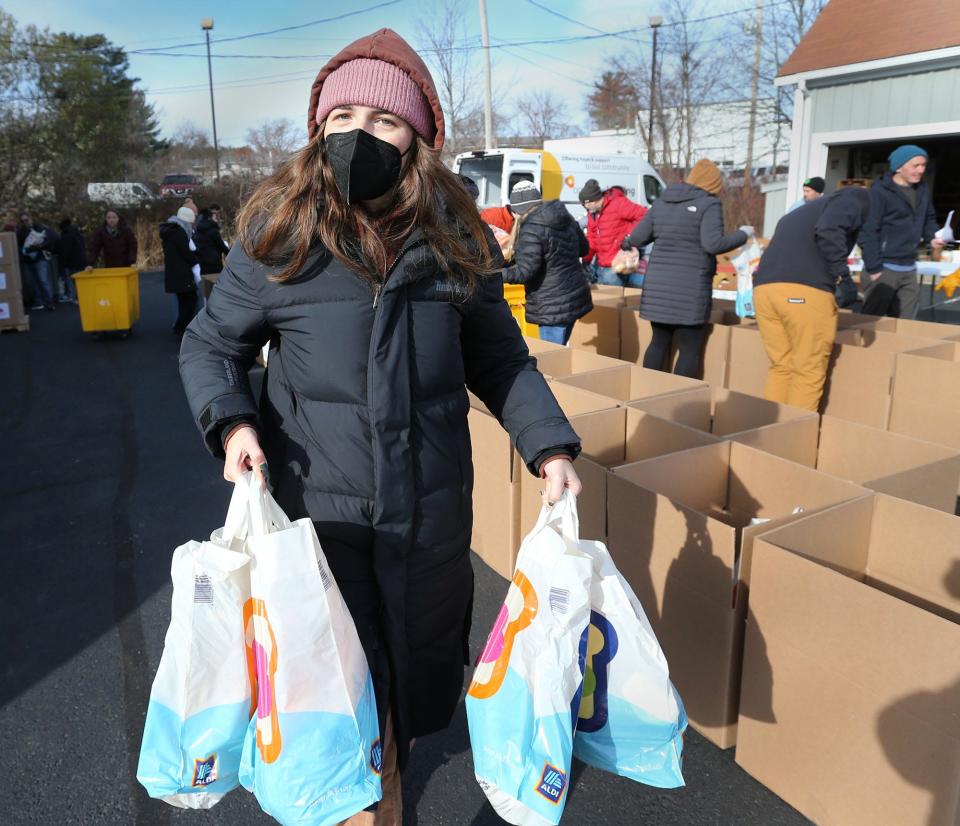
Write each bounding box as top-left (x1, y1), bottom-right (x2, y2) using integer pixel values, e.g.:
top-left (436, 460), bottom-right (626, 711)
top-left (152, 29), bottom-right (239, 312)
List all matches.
top-left (417, 0), bottom-right (483, 158)
top-left (725, 0), bottom-right (827, 169)
top-left (246, 118), bottom-right (300, 173)
top-left (516, 91), bottom-right (574, 144)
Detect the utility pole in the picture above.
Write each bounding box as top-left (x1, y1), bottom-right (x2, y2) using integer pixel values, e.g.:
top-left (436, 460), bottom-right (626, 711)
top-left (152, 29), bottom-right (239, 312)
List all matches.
top-left (201, 18), bottom-right (221, 182)
top-left (744, 0), bottom-right (763, 190)
top-left (478, 0), bottom-right (494, 150)
top-left (647, 16), bottom-right (662, 166)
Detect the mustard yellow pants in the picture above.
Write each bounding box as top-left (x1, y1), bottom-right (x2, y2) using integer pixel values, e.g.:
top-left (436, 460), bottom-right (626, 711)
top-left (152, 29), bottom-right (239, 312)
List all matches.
top-left (754, 283), bottom-right (837, 412)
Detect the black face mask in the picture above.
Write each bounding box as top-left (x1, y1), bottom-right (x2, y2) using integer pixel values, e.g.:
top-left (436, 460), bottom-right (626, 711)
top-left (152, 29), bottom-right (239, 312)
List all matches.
top-left (325, 129), bottom-right (403, 205)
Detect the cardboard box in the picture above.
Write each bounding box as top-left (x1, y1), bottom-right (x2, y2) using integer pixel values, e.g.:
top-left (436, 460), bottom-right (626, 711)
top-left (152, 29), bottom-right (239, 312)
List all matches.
top-left (620, 306), bottom-right (744, 389)
top-left (623, 286), bottom-right (642, 308)
top-left (469, 385), bottom-right (618, 578)
top-left (522, 334), bottom-right (565, 355)
top-left (570, 296), bottom-right (623, 357)
top-left (554, 363), bottom-right (709, 408)
top-left (518, 407), bottom-right (719, 544)
top-left (836, 310), bottom-right (897, 332)
top-left (821, 328), bottom-right (941, 430)
top-left (737, 495), bottom-right (960, 826)
top-left (888, 341), bottom-right (960, 454)
top-left (532, 347), bottom-right (626, 379)
top-left (631, 387), bottom-right (821, 466)
top-left (815, 415), bottom-right (960, 513)
top-left (606, 441), bottom-right (867, 747)
top-left (725, 325), bottom-right (770, 399)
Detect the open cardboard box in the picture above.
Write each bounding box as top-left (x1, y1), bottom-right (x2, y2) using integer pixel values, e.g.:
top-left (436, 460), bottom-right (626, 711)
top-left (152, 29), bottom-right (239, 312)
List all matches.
top-left (725, 325), bottom-right (770, 399)
top-left (606, 441), bottom-right (868, 747)
top-left (889, 341), bottom-right (960, 455)
top-left (570, 295), bottom-right (623, 357)
top-left (522, 335), bottom-right (565, 354)
top-left (554, 363), bottom-right (709, 408)
top-left (532, 346), bottom-right (626, 379)
top-left (518, 406), bottom-right (719, 544)
top-left (737, 494), bottom-right (960, 826)
top-left (814, 415), bottom-right (960, 513)
top-left (468, 384), bottom-right (618, 579)
top-left (820, 328), bottom-right (941, 430)
top-left (631, 387), bottom-right (821, 466)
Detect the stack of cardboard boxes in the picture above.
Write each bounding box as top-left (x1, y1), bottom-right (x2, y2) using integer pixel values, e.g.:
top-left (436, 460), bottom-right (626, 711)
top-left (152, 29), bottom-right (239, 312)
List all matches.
top-left (0, 232), bottom-right (28, 332)
top-left (474, 292), bottom-right (960, 824)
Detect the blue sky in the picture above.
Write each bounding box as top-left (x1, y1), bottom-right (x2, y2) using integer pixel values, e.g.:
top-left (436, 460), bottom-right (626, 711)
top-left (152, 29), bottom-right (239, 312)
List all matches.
top-left (4, 0), bottom-right (743, 146)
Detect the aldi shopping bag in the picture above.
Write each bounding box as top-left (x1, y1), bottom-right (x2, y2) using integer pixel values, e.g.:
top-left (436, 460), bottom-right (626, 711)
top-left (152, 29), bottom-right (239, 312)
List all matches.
top-left (467, 492), bottom-right (592, 826)
top-left (572, 539), bottom-right (686, 788)
top-left (137, 478), bottom-right (256, 809)
top-left (733, 238), bottom-right (763, 318)
top-left (236, 475), bottom-right (381, 825)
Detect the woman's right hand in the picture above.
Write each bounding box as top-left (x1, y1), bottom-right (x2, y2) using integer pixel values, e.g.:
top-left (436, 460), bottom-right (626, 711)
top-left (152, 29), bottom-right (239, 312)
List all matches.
top-left (224, 424), bottom-right (269, 488)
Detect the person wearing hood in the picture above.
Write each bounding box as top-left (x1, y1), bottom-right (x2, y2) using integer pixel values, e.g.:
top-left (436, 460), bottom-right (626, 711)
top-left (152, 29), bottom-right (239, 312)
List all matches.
top-left (753, 186), bottom-right (872, 411)
top-left (579, 178), bottom-right (648, 286)
top-left (858, 144), bottom-right (943, 319)
top-left (503, 180), bottom-right (593, 344)
top-left (178, 29), bottom-right (581, 824)
top-left (160, 205), bottom-right (199, 334)
top-left (623, 159), bottom-right (751, 377)
top-left (86, 209), bottom-right (138, 270)
top-left (193, 206), bottom-right (230, 275)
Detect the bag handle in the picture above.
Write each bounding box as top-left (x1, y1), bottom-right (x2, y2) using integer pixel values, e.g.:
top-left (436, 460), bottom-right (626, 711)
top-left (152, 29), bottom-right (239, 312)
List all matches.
top-left (533, 490), bottom-right (581, 546)
top-left (246, 476), bottom-right (293, 537)
top-left (219, 472), bottom-right (255, 545)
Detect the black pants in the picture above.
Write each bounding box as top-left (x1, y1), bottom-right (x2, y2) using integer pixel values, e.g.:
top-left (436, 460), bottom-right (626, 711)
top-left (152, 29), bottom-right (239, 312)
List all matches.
top-left (173, 289), bottom-right (197, 333)
top-left (643, 321), bottom-right (707, 378)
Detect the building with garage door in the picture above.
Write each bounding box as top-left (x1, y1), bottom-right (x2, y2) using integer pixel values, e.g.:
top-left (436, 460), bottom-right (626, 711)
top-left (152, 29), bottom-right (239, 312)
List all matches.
top-left (776, 0), bottom-right (960, 227)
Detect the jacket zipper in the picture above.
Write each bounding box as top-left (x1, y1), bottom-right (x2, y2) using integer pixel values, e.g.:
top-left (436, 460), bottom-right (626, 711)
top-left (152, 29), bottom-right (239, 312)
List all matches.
top-left (366, 236), bottom-right (428, 521)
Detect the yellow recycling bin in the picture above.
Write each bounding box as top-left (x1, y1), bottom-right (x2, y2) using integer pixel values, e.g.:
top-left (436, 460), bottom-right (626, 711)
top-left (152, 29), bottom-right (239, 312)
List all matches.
top-left (73, 267), bottom-right (140, 335)
top-left (503, 283), bottom-right (539, 337)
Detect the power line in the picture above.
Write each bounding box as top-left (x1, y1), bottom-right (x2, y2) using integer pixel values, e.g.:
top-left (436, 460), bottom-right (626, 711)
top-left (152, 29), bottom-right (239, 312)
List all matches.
top-left (130, 1), bottom-right (402, 54)
top-left (522, 0), bottom-right (641, 44)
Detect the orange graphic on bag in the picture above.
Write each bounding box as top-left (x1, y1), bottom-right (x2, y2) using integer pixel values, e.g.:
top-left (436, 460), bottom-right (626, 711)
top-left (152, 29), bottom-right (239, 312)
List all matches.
top-left (468, 570), bottom-right (537, 699)
top-left (244, 598), bottom-right (282, 763)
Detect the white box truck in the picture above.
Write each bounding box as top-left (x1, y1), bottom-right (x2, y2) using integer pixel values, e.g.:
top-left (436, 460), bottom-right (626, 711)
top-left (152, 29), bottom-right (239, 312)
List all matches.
top-left (452, 148), bottom-right (664, 219)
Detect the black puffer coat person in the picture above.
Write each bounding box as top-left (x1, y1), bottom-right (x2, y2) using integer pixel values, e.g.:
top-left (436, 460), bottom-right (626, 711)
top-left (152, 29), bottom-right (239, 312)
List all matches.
top-left (194, 212), bottom-right (230, 274)
top-left (159, 212), bottom-right (198, 293)
top-left (625, 168), bottom-right (747, 326)
top-left (179, 28), bottom-right (581, 767)
top-left (504, 199), bottom-right (593, 326)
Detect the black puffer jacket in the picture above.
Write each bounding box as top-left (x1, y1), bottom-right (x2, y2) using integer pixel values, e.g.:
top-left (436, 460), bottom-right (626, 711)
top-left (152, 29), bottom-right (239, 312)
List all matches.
top-left (159, 220), bottom-right (198, 293)
top-left (179, 229), bottom-right (581, 752)
top-left (626, 183), bottom-right (747, 326)
top-left (194, 215), bottom-right (230, 274)
top-left (504, 200), bottom-right (593, 326)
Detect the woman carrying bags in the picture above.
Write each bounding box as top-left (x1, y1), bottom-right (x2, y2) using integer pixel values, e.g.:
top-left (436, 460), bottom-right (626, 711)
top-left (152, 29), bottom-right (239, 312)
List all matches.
top-left (623, 159), bottom-right (752, 378)
top-left (503, 180), bottom-right (593, 345)
top-left (178, 28), bottom-right (582, 826)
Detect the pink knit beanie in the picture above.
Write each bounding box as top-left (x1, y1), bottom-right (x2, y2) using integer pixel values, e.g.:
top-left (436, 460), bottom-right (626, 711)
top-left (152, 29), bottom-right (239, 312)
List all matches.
top-left (314, 58), bottom-right (435, 142)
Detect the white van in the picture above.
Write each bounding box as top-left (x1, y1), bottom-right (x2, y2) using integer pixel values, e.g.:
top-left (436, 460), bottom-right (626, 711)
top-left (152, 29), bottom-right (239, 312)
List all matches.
top-left (453, 148), bottom-right (664, 219)
top-left (86, 182), bottom-right (157, 206)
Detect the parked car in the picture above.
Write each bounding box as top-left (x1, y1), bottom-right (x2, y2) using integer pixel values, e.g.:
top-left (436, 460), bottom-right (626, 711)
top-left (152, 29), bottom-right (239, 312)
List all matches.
top-left (86, 182), bottom-right (157, 206)
top-left (160, 174), bottom-right (202, 198)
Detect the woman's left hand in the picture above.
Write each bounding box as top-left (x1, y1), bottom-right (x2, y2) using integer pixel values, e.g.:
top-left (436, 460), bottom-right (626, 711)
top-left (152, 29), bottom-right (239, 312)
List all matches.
top-left (542, 457), bottom-right (582, 505)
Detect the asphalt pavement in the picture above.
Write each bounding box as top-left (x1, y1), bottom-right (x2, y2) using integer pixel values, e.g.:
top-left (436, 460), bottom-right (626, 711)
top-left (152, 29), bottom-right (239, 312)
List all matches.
top-left (0, 270), bottom-right (811, 825)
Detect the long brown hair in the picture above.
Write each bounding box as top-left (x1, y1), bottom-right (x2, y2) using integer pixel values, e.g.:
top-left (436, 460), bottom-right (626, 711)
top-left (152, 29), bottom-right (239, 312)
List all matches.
top-left (237, 132), bottom-right (494, 291)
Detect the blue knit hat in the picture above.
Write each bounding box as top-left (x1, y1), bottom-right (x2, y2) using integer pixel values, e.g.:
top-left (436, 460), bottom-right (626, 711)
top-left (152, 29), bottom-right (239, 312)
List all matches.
top-left (889, 144), bottom-right (927, 171)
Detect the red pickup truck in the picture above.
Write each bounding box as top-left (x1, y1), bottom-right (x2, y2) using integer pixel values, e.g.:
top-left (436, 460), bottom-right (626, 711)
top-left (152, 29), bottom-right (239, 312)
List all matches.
top-left (159, 174), bottom-right (202, 198)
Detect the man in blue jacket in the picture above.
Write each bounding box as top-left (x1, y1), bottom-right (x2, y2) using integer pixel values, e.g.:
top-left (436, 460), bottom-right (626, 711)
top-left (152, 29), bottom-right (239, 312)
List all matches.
top-left (858, 145), bottom-right (943, 319)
